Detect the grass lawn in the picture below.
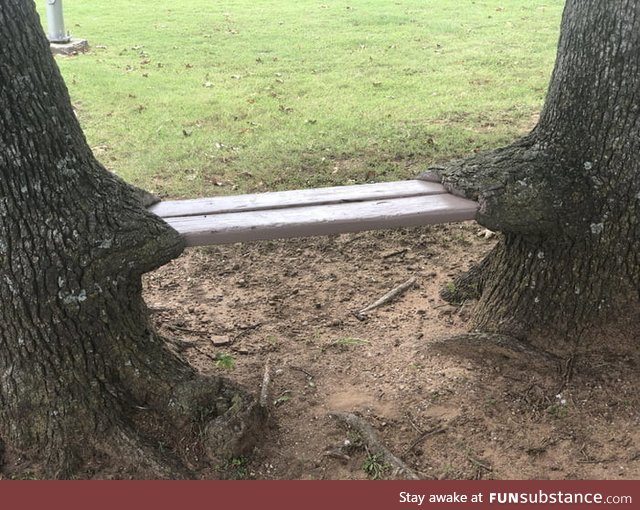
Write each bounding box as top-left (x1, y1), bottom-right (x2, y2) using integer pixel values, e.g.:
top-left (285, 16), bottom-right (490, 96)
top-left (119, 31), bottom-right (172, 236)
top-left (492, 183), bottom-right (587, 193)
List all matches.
top-left (46, 0), bottom-right (564, 198)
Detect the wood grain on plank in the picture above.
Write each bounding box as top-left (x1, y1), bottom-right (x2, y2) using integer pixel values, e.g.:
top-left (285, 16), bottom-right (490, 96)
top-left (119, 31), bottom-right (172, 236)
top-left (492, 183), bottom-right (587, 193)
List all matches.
top-left (150, 180), bottom-right (448, 218)
top-left (163, 194), bottom-right (478, 246)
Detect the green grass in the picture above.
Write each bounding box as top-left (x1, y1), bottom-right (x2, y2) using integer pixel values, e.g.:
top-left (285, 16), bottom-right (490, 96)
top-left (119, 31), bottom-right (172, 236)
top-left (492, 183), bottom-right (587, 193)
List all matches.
top-left (214, 352), bottom-right (236, 369)
top-left (362, 453), bottom-right (389, 479)
top-left (46, 0), bottom-right (563, 198)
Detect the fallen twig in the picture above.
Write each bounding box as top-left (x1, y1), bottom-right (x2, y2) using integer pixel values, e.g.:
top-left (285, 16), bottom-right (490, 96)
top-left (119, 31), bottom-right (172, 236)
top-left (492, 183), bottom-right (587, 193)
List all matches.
top-left (405, 415), bottom-right (424, 435)
top-left (233, 322), bottom-right (262, 341)
top-left (323, 449), bottom-right (351, 462)
top-left (351, 311), bottom-right (367, 322)
top-left (192, 345), bottom-right (219, 363)
top-left (356, 277), bottom-right (417, 317)
top-left (404, 427), bottom-right (447, 456)
top-left (382, 248), bottom-right (408, 260)
top-left (163, 336), bottom-right (194, 353)
top-left (259, 358), bottom-right (272, 408)
top-left (468, 456), bottom-right (492, 472)
top-left (330, 411), bottom-right (420, 480)
top-left (290, 365), bottom-right (314, 378)
top-left (148, 306), bottom-right (171, 313)
top-left (431, 302), bottom-right (458, 310)
top-left (339, 234), bottom-right (364, 247)
top-left (167, 324), bottom-right (209, 336)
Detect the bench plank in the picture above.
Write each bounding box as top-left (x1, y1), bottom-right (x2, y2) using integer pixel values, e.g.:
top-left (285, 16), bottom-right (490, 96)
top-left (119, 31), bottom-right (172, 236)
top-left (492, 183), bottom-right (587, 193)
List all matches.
top-left (163, 193), bottom-right (478, 247)
top-left (150, 180), bottom-right (447, 218)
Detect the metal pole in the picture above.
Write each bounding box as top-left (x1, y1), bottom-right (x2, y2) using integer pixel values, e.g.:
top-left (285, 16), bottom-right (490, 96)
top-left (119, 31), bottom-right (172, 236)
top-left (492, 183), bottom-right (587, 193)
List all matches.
top-left (45, 0), bottom-right (71, 43)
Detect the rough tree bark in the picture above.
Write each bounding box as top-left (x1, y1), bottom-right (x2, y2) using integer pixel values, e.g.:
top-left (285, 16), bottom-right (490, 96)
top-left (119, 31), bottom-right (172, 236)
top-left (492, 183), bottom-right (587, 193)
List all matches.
top-left (424, 0), bottom-right (640, 341)
top-left (0, 1), bottom-right (264, 478)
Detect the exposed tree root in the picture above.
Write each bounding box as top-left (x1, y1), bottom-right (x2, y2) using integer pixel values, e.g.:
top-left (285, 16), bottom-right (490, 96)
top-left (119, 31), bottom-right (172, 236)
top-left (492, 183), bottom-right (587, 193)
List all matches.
top-left (1, 371), bottom-right (267, 479)
top-left (135, 372), bottom-right (267, 471)
top-left (203, 385), bottom-right (267, 462)
top-left (428, 332), bottom-right (567, 410)
top-left (431, 332), bottom-right (561, 364)
top-left (107, 427), bottom-right (193, 479)
top-left (330, 411), bottom-right (421, 480)
top-left (440, 250), bottom-right (493, 304)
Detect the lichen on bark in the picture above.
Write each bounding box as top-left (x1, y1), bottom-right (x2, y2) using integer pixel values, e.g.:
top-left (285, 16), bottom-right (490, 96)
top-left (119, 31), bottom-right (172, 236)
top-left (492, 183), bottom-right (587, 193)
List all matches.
top-left (425, 0), bottom-right (640, 341)
top-left (0, 0), bottom-right (266, 478)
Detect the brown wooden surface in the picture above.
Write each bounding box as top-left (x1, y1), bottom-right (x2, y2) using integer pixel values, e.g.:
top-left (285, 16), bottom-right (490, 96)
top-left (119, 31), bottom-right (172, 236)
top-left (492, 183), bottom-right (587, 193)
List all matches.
top-left (149, 180), bottom-right (448, 218)
top-left (159, 193), bottom-right (478, 247)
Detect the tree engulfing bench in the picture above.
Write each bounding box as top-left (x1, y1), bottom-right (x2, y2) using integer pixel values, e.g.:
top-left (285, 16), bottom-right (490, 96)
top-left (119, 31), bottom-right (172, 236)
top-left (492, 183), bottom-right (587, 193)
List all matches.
top-left (149, 179), bottom-right (479, 247)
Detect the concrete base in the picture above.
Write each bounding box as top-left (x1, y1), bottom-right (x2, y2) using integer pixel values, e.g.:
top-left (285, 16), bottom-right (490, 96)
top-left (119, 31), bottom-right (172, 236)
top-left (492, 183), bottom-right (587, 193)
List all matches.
top-left (50, 38), bottom-right (89, 56)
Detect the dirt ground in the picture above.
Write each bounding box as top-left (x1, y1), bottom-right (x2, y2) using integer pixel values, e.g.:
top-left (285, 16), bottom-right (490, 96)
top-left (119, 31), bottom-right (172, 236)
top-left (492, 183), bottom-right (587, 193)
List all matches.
top-left (144, 223), bottom-right (640, 480)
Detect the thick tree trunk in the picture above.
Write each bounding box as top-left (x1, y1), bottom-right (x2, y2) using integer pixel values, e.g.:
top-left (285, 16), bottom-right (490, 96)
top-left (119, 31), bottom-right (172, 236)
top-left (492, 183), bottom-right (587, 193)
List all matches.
top-left (0, 1), bottom-right (263, 478)
top-left (428, 0), bottom-right (640, 341)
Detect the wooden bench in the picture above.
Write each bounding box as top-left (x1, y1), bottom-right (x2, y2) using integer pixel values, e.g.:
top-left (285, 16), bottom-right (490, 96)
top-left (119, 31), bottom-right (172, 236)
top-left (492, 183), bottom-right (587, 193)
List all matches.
top-left (149, 180), bottom-right (478, 247)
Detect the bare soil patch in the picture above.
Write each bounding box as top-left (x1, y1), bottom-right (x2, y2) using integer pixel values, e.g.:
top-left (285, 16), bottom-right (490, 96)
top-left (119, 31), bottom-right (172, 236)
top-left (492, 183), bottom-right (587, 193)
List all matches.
top-left (144, 224), bottom-right (640, 480)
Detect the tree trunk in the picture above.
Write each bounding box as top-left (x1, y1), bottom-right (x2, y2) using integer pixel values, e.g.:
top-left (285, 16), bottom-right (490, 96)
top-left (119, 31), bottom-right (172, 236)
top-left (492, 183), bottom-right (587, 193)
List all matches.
top-left (428, 0), bottom-right (640, 341)
top-left (0, 1), bottom-right (263, 478)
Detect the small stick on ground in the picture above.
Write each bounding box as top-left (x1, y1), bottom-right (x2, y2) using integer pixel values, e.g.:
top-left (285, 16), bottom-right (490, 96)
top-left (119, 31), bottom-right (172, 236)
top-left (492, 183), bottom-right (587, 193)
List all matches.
top-left (339, 234), bottom-right (365, 247)
top-left (192, 345), bottom-right (219, 363)
top-left (382, 248), bottom-right (408, 259)
top-left (260, 358), bottom-right (272, 408)
top-left (233, 322), bottom-right (262, 341)
top-left (148, 306), bottom-right (171, 313)
top-left (164, 335), bottom-right (194, 353)
top-left (468, 456), bottom-right (492, 472)
top-left (404, 427), bottom-right (447, 456)
top-left (330, 411), bottom-right (420, 480)
top-left (356, 277), bottom-right (417, 318)
top-left (168, 324), bottom-right (209, 336)
top-left (290, 365), bottom-right (314, 378)
top-left (406, 415), bottom-right (424, 435)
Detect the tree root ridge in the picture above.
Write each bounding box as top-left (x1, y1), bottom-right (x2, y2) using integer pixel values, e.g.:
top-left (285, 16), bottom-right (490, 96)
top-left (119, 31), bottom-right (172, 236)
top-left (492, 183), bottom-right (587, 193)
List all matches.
top-left (204, 388), bottom-right (267, 462)
top-left (431, 333), bottom-right (563, 373)
top-left (440, 251), bottom-right (492, 304)
top-left (133, 374), bottom-right (268, 476)
top-left (162, 374), bottom-right (268, 462)
top-left (443, 332), bottom-right (559, 357)
top-left (428, 332), bottom-right (579, 417)
top-left (0, 374), bottom-right (268, 479)
top-left (330, 411), bottom-right (421, 480)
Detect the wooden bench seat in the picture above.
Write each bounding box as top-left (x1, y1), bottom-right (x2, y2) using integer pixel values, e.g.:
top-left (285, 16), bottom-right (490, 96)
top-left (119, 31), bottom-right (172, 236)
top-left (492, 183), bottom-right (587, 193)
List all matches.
top-left (149, 180), bottom-right (478, 247)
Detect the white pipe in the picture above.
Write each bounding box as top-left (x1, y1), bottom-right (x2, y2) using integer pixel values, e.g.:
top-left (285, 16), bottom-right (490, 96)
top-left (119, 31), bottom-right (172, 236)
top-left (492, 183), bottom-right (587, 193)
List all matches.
top-left (45, 0), bottom-right (70, 43)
